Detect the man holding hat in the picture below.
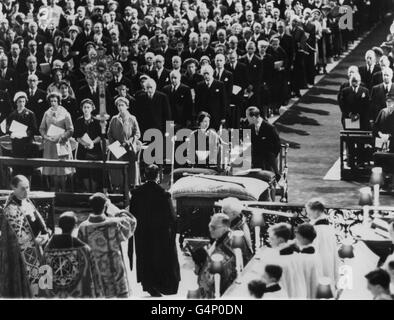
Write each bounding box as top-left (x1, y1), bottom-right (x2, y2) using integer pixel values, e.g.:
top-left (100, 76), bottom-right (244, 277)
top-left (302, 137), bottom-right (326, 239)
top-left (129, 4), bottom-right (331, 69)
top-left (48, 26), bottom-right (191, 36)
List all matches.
top-left (7, 91), bottom-right (37, 177)
top-left (26, 74), bottom-right (47, 125)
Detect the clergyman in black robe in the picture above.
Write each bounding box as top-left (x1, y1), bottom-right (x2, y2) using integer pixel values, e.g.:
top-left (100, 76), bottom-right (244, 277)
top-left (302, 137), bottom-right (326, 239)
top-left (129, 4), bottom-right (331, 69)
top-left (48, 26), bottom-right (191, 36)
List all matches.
top-left (129, 164), bottom-right (180, 297)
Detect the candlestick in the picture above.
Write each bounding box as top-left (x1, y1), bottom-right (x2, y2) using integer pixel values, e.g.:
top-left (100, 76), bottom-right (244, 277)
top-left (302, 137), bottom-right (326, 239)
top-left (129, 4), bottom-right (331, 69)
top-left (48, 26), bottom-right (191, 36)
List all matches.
top-left (370, 167), bottom-right (383, 217)
top-left (359, 187), bottom-right (373, 226)
top-left (234, 248), bottom-right (243, 280)
top-left (214, 273), bottom-right (221, 299)
top-left (316, 277), bottom-right (334, 299)
top-left (254, 226), bottom-right (261, 253)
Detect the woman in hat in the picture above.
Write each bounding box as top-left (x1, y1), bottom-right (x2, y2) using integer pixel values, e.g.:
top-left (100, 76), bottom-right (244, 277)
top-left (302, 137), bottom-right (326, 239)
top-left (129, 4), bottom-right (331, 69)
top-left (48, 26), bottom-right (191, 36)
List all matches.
top-left (39, 92), bottom-right (75, 191)
top-left (6, 91), bottom-right (38, 178)
top-left (107, 97), bottom-right (141, 190)
top-left (74, 98), bottom-right (102, 192)
top-left (59, 80), bottom-right (79, 121)
top-left (187, 111), bottom-right (223, 169)
top-left (47, 67), bottom-right (76, 99)
top-left (55, 38), bottom-right (74, 65)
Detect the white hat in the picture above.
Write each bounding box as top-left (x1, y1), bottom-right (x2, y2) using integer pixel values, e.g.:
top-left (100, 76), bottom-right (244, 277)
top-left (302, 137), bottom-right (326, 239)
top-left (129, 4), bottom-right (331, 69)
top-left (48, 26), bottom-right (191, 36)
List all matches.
top-left (14, 91), bottom-right (28, 103)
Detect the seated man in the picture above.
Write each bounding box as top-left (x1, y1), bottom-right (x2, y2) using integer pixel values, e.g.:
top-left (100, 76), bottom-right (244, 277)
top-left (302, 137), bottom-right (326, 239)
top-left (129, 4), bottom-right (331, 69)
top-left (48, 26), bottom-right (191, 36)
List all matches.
top-left (195, 213), bottom-right (237, 298)
top-left (245, 106), bottom-right (281, 181)
top-left (294, 223), bottom-right (323, 299)
top-left (221, 197), bottom-right (253, 265)
top-left (365, 268), bottom-right (393, 300)
top-left (262, 264), bottom-right (288, 299)
top-left (44, 212), bottom-right (104, 298)
top-left (78, 193), bottom-right (137, 298)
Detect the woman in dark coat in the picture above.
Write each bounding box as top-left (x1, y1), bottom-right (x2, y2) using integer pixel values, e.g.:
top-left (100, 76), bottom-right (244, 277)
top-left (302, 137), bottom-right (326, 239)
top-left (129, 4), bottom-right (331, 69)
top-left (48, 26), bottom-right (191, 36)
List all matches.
top-left (129, 164), bottom-right (180, 297)
top-left (7, 91), bottom-right (38, 178)
top-left (188, 111), bottom-right (222, 169)
top-left (74, 98), bottom-right (102, 192)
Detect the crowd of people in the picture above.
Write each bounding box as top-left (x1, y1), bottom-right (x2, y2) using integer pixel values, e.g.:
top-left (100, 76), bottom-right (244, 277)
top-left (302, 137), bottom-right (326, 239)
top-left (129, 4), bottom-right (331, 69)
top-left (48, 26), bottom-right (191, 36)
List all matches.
top-left (337, 17), bottom-right (394, 187)
top-left (0, 0), bottom-right (387, 192)
top-left (1, 173), bottom-right (394, 299)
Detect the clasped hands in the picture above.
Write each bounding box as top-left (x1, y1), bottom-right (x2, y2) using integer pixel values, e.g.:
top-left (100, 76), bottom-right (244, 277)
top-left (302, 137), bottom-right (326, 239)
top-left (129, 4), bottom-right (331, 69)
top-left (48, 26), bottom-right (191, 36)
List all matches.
top-left (349, 113), bottom-right (360, 121)
top-left (45, 134), bottom-right (68, 144)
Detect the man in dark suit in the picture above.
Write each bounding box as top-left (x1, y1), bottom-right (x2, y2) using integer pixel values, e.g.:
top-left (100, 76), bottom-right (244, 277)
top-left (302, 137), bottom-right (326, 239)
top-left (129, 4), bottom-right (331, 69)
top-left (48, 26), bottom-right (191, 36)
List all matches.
top-left (195, 65), bottom-right (228, 129)
top-left (246, 106), bottom-right (281, 181)
top-left (359, 50), bottom-right (381, 91)
top-left (155, 34), bottom-right (178, 70)
top-left (19, 55), bottom-right (50, 91)
top-left (0, 54), bottom-right (17, 97)
top-left (339, 74), bottom-right (371, 130)
top-left (162, 70), bottom-right (193, 129)
top-left (226, 51), bottom-right (248, 127)
top-left (257, 40), bottom-right (275, 118)
top-left (8, 43), bottom-right (27, 74)
top-left (133, 78), bottom-right (172, 135)
top-left (239, 41), bottom-right (262, 109)
top-left (24, 21), bottom-right (46, 55)
top-left (175, 19), bottom-right (191, 46)
top-left (107, 62), bottom-right (133, 98)
top-left (370, 67), bottom-right (394, 120)
top-left (214, 53), bottom-right (234, 103)
top-left (200, 33), bottom-right (216, 61)
top-left (72, 18), bottom-right (94, 57)
top-left (371, 56), bottom-right (391, 87)
top-left (180, 35), bottom-right (203, 62)
top-left (77, 75), bottom-right (111, 116)
top-left (0, 89), bottom-right (12, 125)
top-left (277, 21), bottom-right (295, 70)
top-left (37, 43), bottom-right (56, 75)
top-left (267, 37), bottom-right (289, 113)
top-left (25, 74), bottom-right (47, 128)
top-left (339, 74), bottom-right (371, 167)
top-left (151, 55), bottom-right (171, 90)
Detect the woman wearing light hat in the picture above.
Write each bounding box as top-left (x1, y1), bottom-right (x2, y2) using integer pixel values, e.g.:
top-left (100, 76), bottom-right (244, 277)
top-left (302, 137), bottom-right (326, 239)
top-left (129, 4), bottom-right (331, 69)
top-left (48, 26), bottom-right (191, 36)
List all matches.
top-left (107, 96), bottom-right (141, 190)
top-left (74, 98), bottom-right (102, 192)
top-left (39, 92), bottom-right (75, 191)
top-left (6, 91), bottom-right (38, 178)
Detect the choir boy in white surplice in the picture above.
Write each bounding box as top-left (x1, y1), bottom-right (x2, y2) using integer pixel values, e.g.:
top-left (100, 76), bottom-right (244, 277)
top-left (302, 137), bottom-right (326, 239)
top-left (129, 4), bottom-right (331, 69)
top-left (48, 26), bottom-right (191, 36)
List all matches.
top-left (305, 199), bottom-right (339, 287)
top-left (262, 264), bottom-right (288, 300)
top-left (259, 223), bottom-right (307, 299)
top-left (294, 223), bottom-right (323, 299)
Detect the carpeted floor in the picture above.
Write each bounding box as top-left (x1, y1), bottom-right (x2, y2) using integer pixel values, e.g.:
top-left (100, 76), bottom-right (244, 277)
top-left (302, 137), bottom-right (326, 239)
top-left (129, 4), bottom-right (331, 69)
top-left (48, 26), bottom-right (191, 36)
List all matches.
top-left (274, 18), bottom-right (394, 207)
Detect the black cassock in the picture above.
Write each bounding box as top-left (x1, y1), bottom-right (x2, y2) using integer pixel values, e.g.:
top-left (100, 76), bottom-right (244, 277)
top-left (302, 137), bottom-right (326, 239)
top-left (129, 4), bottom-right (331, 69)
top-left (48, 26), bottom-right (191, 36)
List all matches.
top-left (129, 181), bottom-right (180, 295)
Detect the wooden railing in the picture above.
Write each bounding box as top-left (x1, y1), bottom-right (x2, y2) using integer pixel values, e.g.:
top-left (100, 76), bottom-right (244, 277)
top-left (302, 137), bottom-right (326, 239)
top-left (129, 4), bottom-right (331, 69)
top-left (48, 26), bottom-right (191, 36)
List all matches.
top-left (0, 156), bottom-right (131, 207)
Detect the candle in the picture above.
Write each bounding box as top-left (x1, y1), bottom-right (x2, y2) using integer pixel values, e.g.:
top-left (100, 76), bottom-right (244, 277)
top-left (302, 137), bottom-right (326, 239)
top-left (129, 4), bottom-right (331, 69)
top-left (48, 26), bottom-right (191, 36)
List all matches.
top-left (210, 253), bottom-right (224, 299)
